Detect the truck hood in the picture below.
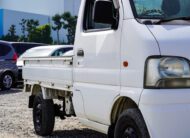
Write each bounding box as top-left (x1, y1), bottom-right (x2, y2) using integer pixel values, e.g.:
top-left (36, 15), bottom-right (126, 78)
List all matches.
top-left (147, 25), bottom-right (190, 59)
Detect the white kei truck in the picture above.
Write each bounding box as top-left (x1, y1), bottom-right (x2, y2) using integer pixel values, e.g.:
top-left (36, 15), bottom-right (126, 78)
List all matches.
top-left (23, 0), bottom-right (190, 137)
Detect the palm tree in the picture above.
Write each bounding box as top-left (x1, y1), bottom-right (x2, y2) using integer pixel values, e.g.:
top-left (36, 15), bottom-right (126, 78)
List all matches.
top-left (52, 14), bottom-right (62, 44)
top-left (61, 12), bottom-right (77, 44)
top-left (19, 19), bottom-right (27, 42)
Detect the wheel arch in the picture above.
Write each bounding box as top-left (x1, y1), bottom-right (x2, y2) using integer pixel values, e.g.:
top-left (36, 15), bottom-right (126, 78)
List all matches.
top-left (109, 96), bottom-right (151, 138)
top-left (31, 84), bottom-right (42, 96)
top-left (110, 96), bottom-right (138, 124)
top-left (28, 84), bottom-right (42, 108)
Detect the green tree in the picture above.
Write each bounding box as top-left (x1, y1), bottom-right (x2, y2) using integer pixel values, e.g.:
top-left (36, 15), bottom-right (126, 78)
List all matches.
top-left (26, 19), bottom-right (39, 42)
top-left (26, 19), bottom-right (39, 32)
top-left (1, 24), bottom-right (18, 41)
top-left (39, 24), bottom-right (53, 44)
top-left (19, 19), bottom-right (27, 42)
top-left (26, 19), bottom-right (39, 41)
top-left (0, 34), bottom-right (12, 41)
top-left (61, 12), bottom-right (77, 44)
top-left (9, 25), bottom-right (19, 41)
top-left (28, 24), bottom-right (52, 44)
top-left (52, 14), bottom-right (62, 44)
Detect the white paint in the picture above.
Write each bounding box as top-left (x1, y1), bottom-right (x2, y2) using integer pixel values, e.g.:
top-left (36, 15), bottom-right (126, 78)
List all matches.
top-left (78, 117), bottom-right (108, 134)
top-left (140, 89), bottom-right (190, 138)
top-left (147, 24), bottom-right (190, 58)
top-left (23, 57), bottom-right (73, 89)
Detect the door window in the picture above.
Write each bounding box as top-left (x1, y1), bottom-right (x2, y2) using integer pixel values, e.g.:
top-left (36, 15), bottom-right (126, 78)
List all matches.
top-left (83, 0), bottom-right (112, 31)
top-left (52, 48), bottom-right (73, 56)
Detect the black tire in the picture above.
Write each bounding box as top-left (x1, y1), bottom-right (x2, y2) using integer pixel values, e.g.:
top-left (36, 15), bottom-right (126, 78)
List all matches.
top-left (33, 93), bottom-right (55, 136)
top-left (108, 124), bottom-right (115, 138)
top-left (0, 73), bottom-right (14, 90)
top-left (114, 108), bottom-right (150, 138)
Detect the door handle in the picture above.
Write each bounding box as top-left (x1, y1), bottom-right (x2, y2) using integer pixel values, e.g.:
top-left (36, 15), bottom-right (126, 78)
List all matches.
top-left (77, 49), bottom-right (84, 57)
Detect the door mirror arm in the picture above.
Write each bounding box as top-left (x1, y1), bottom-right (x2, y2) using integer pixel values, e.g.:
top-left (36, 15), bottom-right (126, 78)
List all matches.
top-left (112, 9), bottom-right (119, 29)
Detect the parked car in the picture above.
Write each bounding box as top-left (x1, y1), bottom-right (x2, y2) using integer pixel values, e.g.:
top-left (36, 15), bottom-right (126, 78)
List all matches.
top-left (0, 41), bottom-right (47, 90)
top-left (0, 44), bottom-right (18, 90)
top-left (17, 45), bottom-right (73, 81)
top-left (8, 41), bottom-right (48, 57)
top-left (62, 50), bottom-right (74, 56)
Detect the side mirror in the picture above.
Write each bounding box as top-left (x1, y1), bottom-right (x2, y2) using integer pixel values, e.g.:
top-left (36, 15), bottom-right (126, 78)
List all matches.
top-left (93, 0), bottom-right (116, 25)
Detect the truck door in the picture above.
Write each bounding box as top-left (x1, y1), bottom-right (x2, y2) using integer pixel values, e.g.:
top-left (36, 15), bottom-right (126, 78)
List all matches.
top-left (73, 0), bottom-right (123, 125)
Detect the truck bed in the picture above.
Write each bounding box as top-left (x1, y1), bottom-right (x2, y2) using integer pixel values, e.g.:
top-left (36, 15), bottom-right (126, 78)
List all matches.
top-left (23, 56), bottom-right (73, 91)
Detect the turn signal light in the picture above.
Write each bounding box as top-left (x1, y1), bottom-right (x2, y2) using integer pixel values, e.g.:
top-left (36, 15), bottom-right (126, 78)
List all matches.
top-left (123, 61), bottom-right (128, 67)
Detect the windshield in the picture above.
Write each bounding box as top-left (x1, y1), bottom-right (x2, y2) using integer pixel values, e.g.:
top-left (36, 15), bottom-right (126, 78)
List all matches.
top-left (132, 0), bottom-right (190, 19)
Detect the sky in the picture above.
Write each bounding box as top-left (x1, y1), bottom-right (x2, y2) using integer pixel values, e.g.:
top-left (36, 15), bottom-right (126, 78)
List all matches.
top-left (0, 0), bottom-right (65, 16)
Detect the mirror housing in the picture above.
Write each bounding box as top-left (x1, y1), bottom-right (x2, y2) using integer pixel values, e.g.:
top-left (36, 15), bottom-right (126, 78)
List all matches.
top-left (93, 0), bottom-right (116, 25)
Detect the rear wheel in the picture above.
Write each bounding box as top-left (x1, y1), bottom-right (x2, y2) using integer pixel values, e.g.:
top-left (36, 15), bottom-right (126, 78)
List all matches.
top-left (1, 73), bottom-right (14, 90)
top-left (33, 93), bottom-right (55, 136)
top-left (114, 108), bottom-right (150, 138)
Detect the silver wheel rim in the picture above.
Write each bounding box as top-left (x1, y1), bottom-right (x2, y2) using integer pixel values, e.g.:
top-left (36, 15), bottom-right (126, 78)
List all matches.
top-left (3, 75), bottom-right (12, 88)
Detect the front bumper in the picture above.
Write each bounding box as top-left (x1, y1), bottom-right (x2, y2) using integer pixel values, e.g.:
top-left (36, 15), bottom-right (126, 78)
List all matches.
top-left (139, 89), bottom-right (190, 138)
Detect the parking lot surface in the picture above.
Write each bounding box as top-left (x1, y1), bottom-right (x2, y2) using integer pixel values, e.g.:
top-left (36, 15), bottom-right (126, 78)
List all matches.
top-left (0, 89), bottom-right (106, 138)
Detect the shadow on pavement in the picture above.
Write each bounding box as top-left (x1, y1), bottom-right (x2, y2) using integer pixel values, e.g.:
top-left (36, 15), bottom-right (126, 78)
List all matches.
top-left (0, 88), bottom-right (22, 95)
top-left (48, 129), bottom-right (107, 138)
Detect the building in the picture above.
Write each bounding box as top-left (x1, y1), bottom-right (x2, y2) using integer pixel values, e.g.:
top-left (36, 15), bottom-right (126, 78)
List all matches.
top-left (0, 9), bottom-right (50, 38)
top-left (0, 0), bottom-right (81, 42)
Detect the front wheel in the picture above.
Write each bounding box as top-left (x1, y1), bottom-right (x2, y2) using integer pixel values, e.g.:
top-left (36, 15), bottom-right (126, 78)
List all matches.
top-left (114, 108), bottom-right (150, 138)
top-left (33, 93), bottom-right (55, 136)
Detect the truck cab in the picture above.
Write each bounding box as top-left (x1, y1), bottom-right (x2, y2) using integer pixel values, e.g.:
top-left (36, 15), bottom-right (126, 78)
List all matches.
top-left (74, 0), bottom-right (190, 137)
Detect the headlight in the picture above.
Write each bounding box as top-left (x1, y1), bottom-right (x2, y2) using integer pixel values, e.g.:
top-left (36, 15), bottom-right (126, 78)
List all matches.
top-left (145, 57), bottom-right (190, 88)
